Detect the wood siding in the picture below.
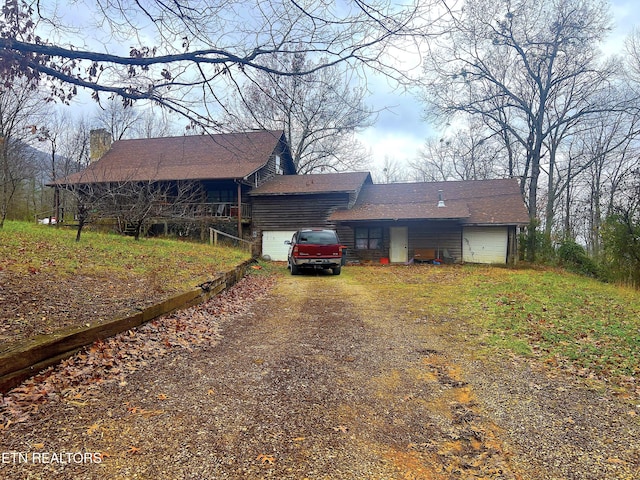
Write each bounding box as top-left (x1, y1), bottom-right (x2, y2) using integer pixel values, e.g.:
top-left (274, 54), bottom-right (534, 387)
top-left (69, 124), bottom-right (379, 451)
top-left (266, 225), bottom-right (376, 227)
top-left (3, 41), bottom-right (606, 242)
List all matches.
top-left (245, 140), bottom-right (296, 188)
top-left (407, 221), bottom-right (462, 263)
top-left (337, 220), bottom-right (463, 264)
top-left (251, 193), bottom-right (351, 255)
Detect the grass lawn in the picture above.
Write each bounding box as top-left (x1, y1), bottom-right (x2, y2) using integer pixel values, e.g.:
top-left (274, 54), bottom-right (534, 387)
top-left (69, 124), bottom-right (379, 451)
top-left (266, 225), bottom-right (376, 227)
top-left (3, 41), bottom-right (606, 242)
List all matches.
top-left (0, 221), bottom-right (249, 287)
top-left (342, 264), bottom-right (640, 392)
top-left (0, 221), bottom-right (251, 347)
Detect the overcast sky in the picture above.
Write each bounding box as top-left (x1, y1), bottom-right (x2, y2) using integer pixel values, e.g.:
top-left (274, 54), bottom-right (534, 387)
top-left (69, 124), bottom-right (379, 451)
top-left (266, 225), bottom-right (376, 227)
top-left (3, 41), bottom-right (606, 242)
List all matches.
top-left (358, 0), bottom-right (640, 173)
top-left (55, 0), bottom-right (639, 174)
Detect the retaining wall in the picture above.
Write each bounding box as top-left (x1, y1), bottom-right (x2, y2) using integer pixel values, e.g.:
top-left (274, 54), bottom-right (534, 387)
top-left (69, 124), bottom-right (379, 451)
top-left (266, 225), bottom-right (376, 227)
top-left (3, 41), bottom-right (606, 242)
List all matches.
top-left (0, 259), bottom-right (256, 394)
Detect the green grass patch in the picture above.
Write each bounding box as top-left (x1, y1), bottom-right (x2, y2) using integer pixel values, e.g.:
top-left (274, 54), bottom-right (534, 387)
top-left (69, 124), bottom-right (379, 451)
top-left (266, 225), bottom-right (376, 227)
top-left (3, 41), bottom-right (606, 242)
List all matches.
top-left (0, 220), bottom-right (250, 291)
top-left (343, 264), bottom-right (640, 388)
top-left (462, 267), bottom-right (640, 380)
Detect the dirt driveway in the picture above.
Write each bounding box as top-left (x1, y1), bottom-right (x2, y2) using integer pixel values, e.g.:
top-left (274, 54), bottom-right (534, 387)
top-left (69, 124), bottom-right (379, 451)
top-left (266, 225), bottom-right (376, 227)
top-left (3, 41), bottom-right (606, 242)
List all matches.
top-left (1, 266), bottom-right (639, 479)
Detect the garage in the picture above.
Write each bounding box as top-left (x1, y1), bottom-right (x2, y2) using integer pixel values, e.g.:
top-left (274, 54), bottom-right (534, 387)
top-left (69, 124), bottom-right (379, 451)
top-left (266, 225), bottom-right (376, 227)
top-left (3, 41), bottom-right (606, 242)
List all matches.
top-left (261, 230), bottom-right (296, 261)
top-left (462, 226), bottom-right (509, 264)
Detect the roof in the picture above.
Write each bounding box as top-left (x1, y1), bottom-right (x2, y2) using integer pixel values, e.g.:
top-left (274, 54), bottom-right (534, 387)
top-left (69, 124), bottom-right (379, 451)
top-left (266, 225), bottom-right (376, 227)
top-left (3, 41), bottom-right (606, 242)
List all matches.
top-left (329, 178), bottom-right (529, 225)
top-left (55, 130), bottom-right (286, 185)
top-left (249, 172), bottom-right (372, 195)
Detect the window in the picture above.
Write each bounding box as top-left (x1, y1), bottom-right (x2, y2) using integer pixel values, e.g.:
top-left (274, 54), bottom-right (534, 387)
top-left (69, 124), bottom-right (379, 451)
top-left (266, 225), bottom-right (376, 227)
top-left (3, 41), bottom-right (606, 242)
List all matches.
top-left (299, 230), bottom-right (338, 245)
top-left (275, 155), bottom-right (282, 174)
top-left (355, 227), bottom-right (382, 249)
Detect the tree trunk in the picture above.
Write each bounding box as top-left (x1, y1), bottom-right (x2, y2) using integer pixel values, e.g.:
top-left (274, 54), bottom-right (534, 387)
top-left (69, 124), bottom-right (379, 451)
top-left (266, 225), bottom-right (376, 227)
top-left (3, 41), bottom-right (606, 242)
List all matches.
top-left (527, 149), bottom-right (542, 262)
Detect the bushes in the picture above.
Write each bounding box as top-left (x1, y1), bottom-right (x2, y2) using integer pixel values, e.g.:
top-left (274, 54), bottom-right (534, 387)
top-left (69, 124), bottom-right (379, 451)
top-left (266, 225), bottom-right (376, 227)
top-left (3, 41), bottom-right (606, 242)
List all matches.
top-left (519, 209), bottom-right (639, 288)
top-left (599, 213), bottom-right (640, 287)
top-left (557, 240), bottom-right (599, 277)
top-left (519, 229), bottom-right (600, 278)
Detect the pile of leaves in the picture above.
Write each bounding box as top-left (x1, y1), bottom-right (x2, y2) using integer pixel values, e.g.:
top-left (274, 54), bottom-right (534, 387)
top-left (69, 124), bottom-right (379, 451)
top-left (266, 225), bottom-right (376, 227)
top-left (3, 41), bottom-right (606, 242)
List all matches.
top-left (0, 272), bottom-right (276, 429)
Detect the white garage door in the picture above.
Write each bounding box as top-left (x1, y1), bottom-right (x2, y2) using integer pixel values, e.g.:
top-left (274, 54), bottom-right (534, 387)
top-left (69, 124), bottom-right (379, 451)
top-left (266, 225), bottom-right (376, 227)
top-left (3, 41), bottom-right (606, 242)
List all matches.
top-left (462, 227), bottom-right (508, 264)
top-left (262, 231), bottom-right (296, 261)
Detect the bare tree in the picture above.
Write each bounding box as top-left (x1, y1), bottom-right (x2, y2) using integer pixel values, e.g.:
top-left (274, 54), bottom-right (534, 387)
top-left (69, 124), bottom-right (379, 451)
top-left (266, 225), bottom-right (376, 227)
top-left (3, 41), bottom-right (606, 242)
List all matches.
top-left (223, 51), bottom-right (374, 173)
top-left (60, 181), bottom-right (110, 242)
top-left (136, 107), bottom-right (179, 139)
top-left (410, 117), bottom-right (505, 182)
top-left (626, 27), bottom-right (640, 87)
top-left (92, 98), bottom-right (179, 141)
top-left (101, 179), bottom-right (203, 240)
top-left (0, 0), bottom-right (431, 129)
top-left (373, 155), bottom-right (408, 183)
top-left (0, 78), bottom-right (43, 227)
top-left (422, 0), bottom-right (616, 259)
top-left (580, 104), bottom-right (640, 255)
top-left (34, 111), bottom-right (93, 222)
top-left (94, 98), bottom-right (144, 141)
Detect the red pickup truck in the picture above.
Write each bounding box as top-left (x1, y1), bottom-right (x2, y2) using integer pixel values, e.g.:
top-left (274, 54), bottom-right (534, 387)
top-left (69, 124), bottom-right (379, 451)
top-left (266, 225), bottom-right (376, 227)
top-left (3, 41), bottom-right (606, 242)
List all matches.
top-left (285, 229), bottom-right (346, 275)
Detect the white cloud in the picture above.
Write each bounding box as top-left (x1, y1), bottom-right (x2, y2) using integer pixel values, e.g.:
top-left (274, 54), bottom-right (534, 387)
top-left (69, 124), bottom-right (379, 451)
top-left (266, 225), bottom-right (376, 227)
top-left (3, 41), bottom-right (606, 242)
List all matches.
top-left (358, 75), bottom-right (430, 169)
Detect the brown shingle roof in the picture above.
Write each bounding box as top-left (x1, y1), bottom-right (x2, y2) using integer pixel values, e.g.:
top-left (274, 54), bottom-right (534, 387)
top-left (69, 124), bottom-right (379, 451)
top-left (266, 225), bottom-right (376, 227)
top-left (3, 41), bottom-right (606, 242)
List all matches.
top-left (55, 130), bottom-right (285, 185)
top-left (249, 172), bottom-right (372, 195)
top-left (329, 178), bottom-right (529, 225)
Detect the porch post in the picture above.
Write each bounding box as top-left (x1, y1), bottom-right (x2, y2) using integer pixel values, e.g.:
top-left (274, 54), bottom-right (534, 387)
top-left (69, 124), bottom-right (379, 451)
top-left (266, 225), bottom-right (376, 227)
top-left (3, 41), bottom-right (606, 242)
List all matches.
top-left (237, 182), bottom-right (242, 238)
top-left (54, 186), bottom-right (60, 223)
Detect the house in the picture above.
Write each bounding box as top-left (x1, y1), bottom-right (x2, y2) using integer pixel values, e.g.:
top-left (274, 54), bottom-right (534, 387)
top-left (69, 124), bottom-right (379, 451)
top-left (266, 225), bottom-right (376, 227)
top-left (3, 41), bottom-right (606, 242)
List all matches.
top-left (54, 129), bottom-right (296, 237)
top-left (248, 171), bottom-right (373, 259)
top-left (251, 175), bottom-right (529, 264)
top-left (55, 129), bottom-right (529, 264)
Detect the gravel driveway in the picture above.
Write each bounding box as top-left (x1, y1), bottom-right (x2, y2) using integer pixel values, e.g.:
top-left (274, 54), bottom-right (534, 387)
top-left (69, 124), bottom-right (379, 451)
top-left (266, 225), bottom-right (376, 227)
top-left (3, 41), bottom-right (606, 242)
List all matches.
top-left (1, 266), bottom-right (639, 479)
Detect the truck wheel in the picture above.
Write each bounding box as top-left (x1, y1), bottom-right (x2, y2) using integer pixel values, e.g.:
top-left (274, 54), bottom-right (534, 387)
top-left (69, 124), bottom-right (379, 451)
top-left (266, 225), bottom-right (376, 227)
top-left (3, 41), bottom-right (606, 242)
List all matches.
top-left (332, 266), bottom-right (341, 275)
top-left (290, 263), bottom-right (299, 275)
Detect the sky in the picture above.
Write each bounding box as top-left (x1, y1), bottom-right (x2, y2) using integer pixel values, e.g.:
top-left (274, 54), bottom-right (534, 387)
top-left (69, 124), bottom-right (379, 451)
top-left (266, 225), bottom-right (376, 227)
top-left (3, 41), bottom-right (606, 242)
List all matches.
top-left (357, 0), bottom-right (640, 174)
top-left (48, 0), bottom-right (639, 175)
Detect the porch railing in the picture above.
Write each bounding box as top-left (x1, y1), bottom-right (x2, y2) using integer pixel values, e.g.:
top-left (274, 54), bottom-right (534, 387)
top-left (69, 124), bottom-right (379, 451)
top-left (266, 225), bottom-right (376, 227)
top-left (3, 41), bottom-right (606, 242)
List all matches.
top-left (150, 201), bottom-right (251, 220)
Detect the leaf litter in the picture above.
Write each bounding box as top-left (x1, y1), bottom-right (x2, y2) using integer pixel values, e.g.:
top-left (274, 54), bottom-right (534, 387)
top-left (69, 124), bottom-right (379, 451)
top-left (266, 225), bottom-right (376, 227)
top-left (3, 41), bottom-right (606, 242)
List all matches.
top-left (0, 273), bottom-right (275, 429)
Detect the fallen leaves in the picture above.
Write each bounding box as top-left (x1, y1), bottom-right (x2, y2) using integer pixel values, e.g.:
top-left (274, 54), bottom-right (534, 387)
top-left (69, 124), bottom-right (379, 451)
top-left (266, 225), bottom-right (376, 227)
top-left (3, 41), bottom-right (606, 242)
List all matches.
top-left (86, 422), bottom-right (101, 435)
top-left (125, 404), bottom-right (165, 418)
top-left (0, 274), bottom-right (276, 429)
top-left (256, 453), bottom-right (275, 465)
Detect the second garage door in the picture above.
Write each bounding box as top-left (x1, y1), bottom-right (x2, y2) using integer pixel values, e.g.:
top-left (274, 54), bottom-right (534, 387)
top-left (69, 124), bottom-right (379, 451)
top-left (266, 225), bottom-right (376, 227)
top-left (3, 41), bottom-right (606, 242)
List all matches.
top-left (462, 227), bottom-right (508, 264)
top-left (261, 231), bottom-right (296, 261)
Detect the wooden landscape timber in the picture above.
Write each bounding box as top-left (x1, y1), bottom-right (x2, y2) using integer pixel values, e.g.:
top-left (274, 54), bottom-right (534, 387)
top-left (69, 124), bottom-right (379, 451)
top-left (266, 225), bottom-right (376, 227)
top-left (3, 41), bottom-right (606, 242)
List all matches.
top-left (0, 259), bottom-right (256, 393)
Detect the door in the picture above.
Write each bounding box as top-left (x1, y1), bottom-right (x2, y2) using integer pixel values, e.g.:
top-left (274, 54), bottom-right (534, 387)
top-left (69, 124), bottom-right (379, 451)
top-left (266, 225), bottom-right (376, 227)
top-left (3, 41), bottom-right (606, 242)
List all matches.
top-left (389, 226), bottom-right (408, 263)
top-left (462, 227), bottom-right (508, 264)
top-left (262, 231), bottom-right (296, 261)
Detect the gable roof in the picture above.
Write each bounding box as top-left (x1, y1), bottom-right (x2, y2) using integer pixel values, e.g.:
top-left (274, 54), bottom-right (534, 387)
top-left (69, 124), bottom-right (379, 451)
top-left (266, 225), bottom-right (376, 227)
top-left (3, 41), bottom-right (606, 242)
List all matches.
top-left (329, 178), bottom-right (529, 225)
top-left (249, 171), bottom-right (373, 196)
top-left (55, 130), bottom-right (288, 185)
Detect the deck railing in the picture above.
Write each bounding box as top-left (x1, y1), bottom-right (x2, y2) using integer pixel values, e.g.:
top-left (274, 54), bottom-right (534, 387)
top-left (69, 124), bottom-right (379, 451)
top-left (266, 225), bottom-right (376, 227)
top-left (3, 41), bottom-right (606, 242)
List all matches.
top-left (158, 202), bottom-right (251, 220)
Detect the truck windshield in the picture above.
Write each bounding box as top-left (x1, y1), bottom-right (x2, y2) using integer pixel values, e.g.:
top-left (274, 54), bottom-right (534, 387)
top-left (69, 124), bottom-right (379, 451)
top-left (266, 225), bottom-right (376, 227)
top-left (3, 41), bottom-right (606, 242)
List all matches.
top-left (299, 231), bottom-right (338, 245)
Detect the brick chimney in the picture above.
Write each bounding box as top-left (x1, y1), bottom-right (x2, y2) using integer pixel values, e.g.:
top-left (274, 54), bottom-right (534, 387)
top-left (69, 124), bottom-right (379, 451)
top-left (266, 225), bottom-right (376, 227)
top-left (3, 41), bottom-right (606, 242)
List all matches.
top-left (89, 128), bottom-right (112, 163)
